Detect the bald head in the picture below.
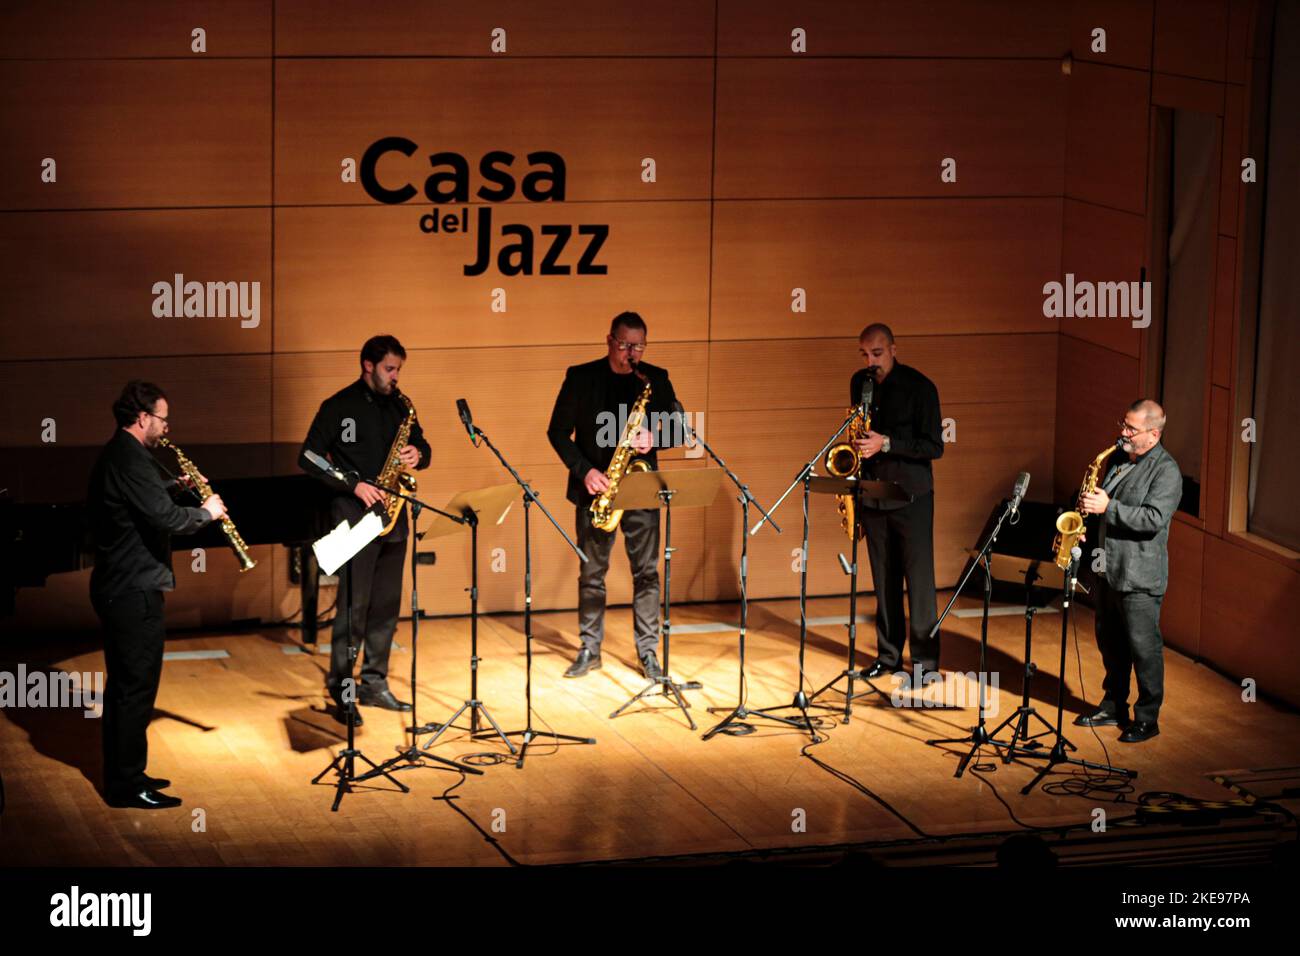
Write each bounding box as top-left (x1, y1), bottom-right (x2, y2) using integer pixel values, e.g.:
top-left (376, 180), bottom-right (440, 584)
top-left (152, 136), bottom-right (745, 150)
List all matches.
top-left (1130, 399), bottom-right (1166, 431)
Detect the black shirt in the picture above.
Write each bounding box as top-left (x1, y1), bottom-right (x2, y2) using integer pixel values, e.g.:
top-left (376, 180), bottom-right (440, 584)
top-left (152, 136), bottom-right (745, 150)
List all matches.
top-left (87, 429), bottom-right (213, 603)
top-left (547, 358), bottom-right (680, 505)
top-left (298, 380), bottom-right (431, 540)
top-left (847, 362), bottom-right (944, 507)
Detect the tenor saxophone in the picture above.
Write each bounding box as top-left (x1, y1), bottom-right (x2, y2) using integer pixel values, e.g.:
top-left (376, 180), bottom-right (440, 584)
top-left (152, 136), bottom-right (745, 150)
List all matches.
top-left (159, 438), bottom-right (256, 572)
top-left (825, 406), bottom-right (870, 540)
top-left (589, 370), bottom-right (653, 533)
top-left (1052, 440), bottom-right (1122, 569)
top-left (376, 389), bottom-right (418, 536)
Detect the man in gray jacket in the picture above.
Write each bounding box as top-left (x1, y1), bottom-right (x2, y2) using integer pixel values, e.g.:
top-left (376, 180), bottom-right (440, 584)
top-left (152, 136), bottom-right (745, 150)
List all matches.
top-left (1074, 399), bottom-right (1182, 743)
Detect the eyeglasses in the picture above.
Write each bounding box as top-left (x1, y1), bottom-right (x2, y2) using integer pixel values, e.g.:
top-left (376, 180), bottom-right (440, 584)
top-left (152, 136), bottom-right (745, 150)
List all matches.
top-left (612, 340), bottom-right (647, 353)
top-left (1117, 420), bottom-right (1152, 436)
top-left (147, 412), bottom-right (170, 425)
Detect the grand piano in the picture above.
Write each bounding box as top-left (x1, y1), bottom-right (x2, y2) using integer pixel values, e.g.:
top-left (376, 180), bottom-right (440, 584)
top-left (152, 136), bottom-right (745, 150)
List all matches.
top-left (1, 441), bottom-right (337, 641)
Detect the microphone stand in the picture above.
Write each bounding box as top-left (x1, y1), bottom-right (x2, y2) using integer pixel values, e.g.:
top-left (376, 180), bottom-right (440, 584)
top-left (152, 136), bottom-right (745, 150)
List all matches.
top-left (745, 407), bottom-right (866, 742)
top-left (1018, 547), bottom-right (1136, 793)
top-left (350, 478), bottom-right (485, 781)
top-left (466, 420), bottom-right (597, 769)
top-left (923, 493), bottom-right (1018, 777)
top-left (674, 413), bottom-right (799, 740)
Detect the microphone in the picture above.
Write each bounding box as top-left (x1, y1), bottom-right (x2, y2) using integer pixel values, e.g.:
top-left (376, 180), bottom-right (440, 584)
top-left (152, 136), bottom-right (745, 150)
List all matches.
top-left (860, 373), bottom-right (874, 415)
top-left (455, 398), bottom-right (479, 447)
top-left (1009, 471), bottom-right (1030, 517)
top-left (303, 449), bottom-right (351, 485)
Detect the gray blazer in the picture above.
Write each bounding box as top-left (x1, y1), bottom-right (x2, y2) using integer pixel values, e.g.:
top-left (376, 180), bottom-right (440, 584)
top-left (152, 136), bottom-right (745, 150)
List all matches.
top-left (1098, 441), bottom-right (1183, 595)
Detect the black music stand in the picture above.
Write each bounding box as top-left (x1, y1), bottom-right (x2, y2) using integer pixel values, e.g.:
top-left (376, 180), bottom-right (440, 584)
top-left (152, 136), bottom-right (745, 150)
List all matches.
top-left (1018, 548), bottom-right (1136, 793)
top-left (607, 468), bottom-right (724, 730)
top-left (309, 510), bottom-right (410, 810)
top-left (983, 555), bottom-right (1069, 759)
top-left (806, 475), bottom-right (909, 722)
top-left (418, 482), bottom-right (519, 754)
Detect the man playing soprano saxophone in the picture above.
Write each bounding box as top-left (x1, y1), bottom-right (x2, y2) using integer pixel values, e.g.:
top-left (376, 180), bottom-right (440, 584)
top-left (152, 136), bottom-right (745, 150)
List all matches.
top-left (1074, 399), bottom-right (1181, 743)
top-left (87, 381), bottom-right (226, 809)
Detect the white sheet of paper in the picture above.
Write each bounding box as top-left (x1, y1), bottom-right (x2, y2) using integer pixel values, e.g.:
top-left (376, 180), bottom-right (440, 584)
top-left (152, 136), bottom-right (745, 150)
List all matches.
top-left (312, 511), bottom-right (384, 576)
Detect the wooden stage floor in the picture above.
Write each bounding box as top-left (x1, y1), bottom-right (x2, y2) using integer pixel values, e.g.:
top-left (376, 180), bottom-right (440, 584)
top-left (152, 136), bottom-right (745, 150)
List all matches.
top-left (2, 595), bottom-right (1297, 867)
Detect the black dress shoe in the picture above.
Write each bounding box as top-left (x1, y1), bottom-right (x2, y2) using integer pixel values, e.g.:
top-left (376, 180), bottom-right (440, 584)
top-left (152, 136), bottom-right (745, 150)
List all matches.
top-left (640, 652), bottom-right (664, 681)
top-left (564, 648), bottom-right (602, 678)
top-left (1119, 721), bottom-right (1159, 743)
top-left (106, 788), bottom-right (183, 810)
top-left (143, 775), bottom-right (171, 790)
top-left (861, 661), bottom-right (897, 680)
top-left (1072, 706), bottom-right (1128, 728)
top-left (358, 688), bottom-right (412, 712)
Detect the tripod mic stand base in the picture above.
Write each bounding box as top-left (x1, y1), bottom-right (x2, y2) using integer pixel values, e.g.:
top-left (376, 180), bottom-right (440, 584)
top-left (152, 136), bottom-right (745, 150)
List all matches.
top-left (1016, 739), bottom-right (1137, 795)
top-left (492, 728), bottom-right (597, 770)
top-left (702, 704), bottom-right (802, 740)
top-left (422, 698), bottom-right (518, 754)
top-left (610, 675), bottom-right (700, 731)
top-left (358, 745), bottom-right (484, 781)
top-left (807, 667), bottom-right (885, 724)
top-left (748, 691), bottom-right (825, 743)
top-left (312, 744), bottom-right (410, 812)
top-left (986, 704), bottom-right (1072, 763)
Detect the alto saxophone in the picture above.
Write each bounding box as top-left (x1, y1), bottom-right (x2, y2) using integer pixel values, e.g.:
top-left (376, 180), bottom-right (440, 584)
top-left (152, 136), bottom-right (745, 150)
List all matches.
top-left (159, 438), bottom-right (256, 572)
top-left (589, 370), bottom-right (653, 533)
top-left (1053, 440), bottom-right (1122, 569)
top-left (376, 389), bottom-right (418, 536)
top-left (825, 406), bottom-right (870, 540)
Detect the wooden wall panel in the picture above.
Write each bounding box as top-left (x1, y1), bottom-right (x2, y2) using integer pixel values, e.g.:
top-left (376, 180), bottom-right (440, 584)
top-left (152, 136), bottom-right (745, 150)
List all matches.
top-left (1154, 0), bottom-right (1229, 82)
top-left (0, 60), bottom-right (270, 210)
top-left (275, 59), bottom-right (713, 205)
top-left (1152, 71), bottom-right (1226, 113)
top-left (0, 355), bottom-right (272, 449)
top-left (711, 199), bottom-right (1063, 341)
top-left (1203, 384), bottom-right (1230, 536)
top-left (1053, 335), bottom-right (1139, 501)
top-left (274, 202), bottom-right (711, 352)
top-left (714, 59), bottom-right (1065, 198)
top-left (1220, 84), bottom-right (1244, 237)
top-left (275, 0), bottom-right (715, 56)
top-left (1065, 61), bottom-right (1149, 213)
top-left (1164, 518), bottom-right (1204, 656)
top-left (708, 334), bottom-right (1058, 412)
top-left (1212, 237), bottom-right (1235, 387)
top-left (718, 0), bottom-right (1066, 57)
top-left (1069, 0), bottom-right (1154, 70)
top-left (1201, 535), bottom-right (1300, 708)
top-left (271, 344), bottom-right (710, 470)
top-left (1059, 199), bottom-right (1144, 357)
top-left (0, 1), bottom-right (271, 58)
top-left (0, 210), bottom-right (271, 360)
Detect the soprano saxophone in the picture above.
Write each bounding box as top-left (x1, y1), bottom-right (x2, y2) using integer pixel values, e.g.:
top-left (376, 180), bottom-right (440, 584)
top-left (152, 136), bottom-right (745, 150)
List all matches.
top-left (159, 438), bottom-right (256, 573)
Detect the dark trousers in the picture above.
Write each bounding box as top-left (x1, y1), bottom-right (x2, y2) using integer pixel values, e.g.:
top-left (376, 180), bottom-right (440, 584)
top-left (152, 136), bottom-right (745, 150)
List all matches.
top-left (1094, 578), bottom-right (1165, 723)
top-left (94, 588), bottom-right (166, 796)
top-left (329, 532), bottom-right (406, 694)
top-left (860, 492), bottom-right (939, 671)
top-left (575, 505), bottom-right (661, 659)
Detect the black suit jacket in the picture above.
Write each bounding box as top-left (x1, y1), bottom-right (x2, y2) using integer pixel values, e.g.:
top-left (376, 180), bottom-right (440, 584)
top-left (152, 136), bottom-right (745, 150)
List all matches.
top-left (547, 358), bottom-right (680, 505)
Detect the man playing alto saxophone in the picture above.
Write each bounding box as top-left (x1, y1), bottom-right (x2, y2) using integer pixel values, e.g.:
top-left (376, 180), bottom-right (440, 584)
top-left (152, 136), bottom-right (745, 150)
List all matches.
top-left (1074, 399), bottom-right (1181, 743)
top-left (547, 312), bottom-right (681, 680)
top-left (299, 335), bottom-right (430, 723)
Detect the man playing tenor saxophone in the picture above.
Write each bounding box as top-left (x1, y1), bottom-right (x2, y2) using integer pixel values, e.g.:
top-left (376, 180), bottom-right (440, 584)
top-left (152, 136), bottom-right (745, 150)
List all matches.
top-left (299, 335), bottom-right (431, 723)
top-left (547, 312), bottom-right (681, 680)
top-left (1073, 399), bottom-right (1181, 743)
